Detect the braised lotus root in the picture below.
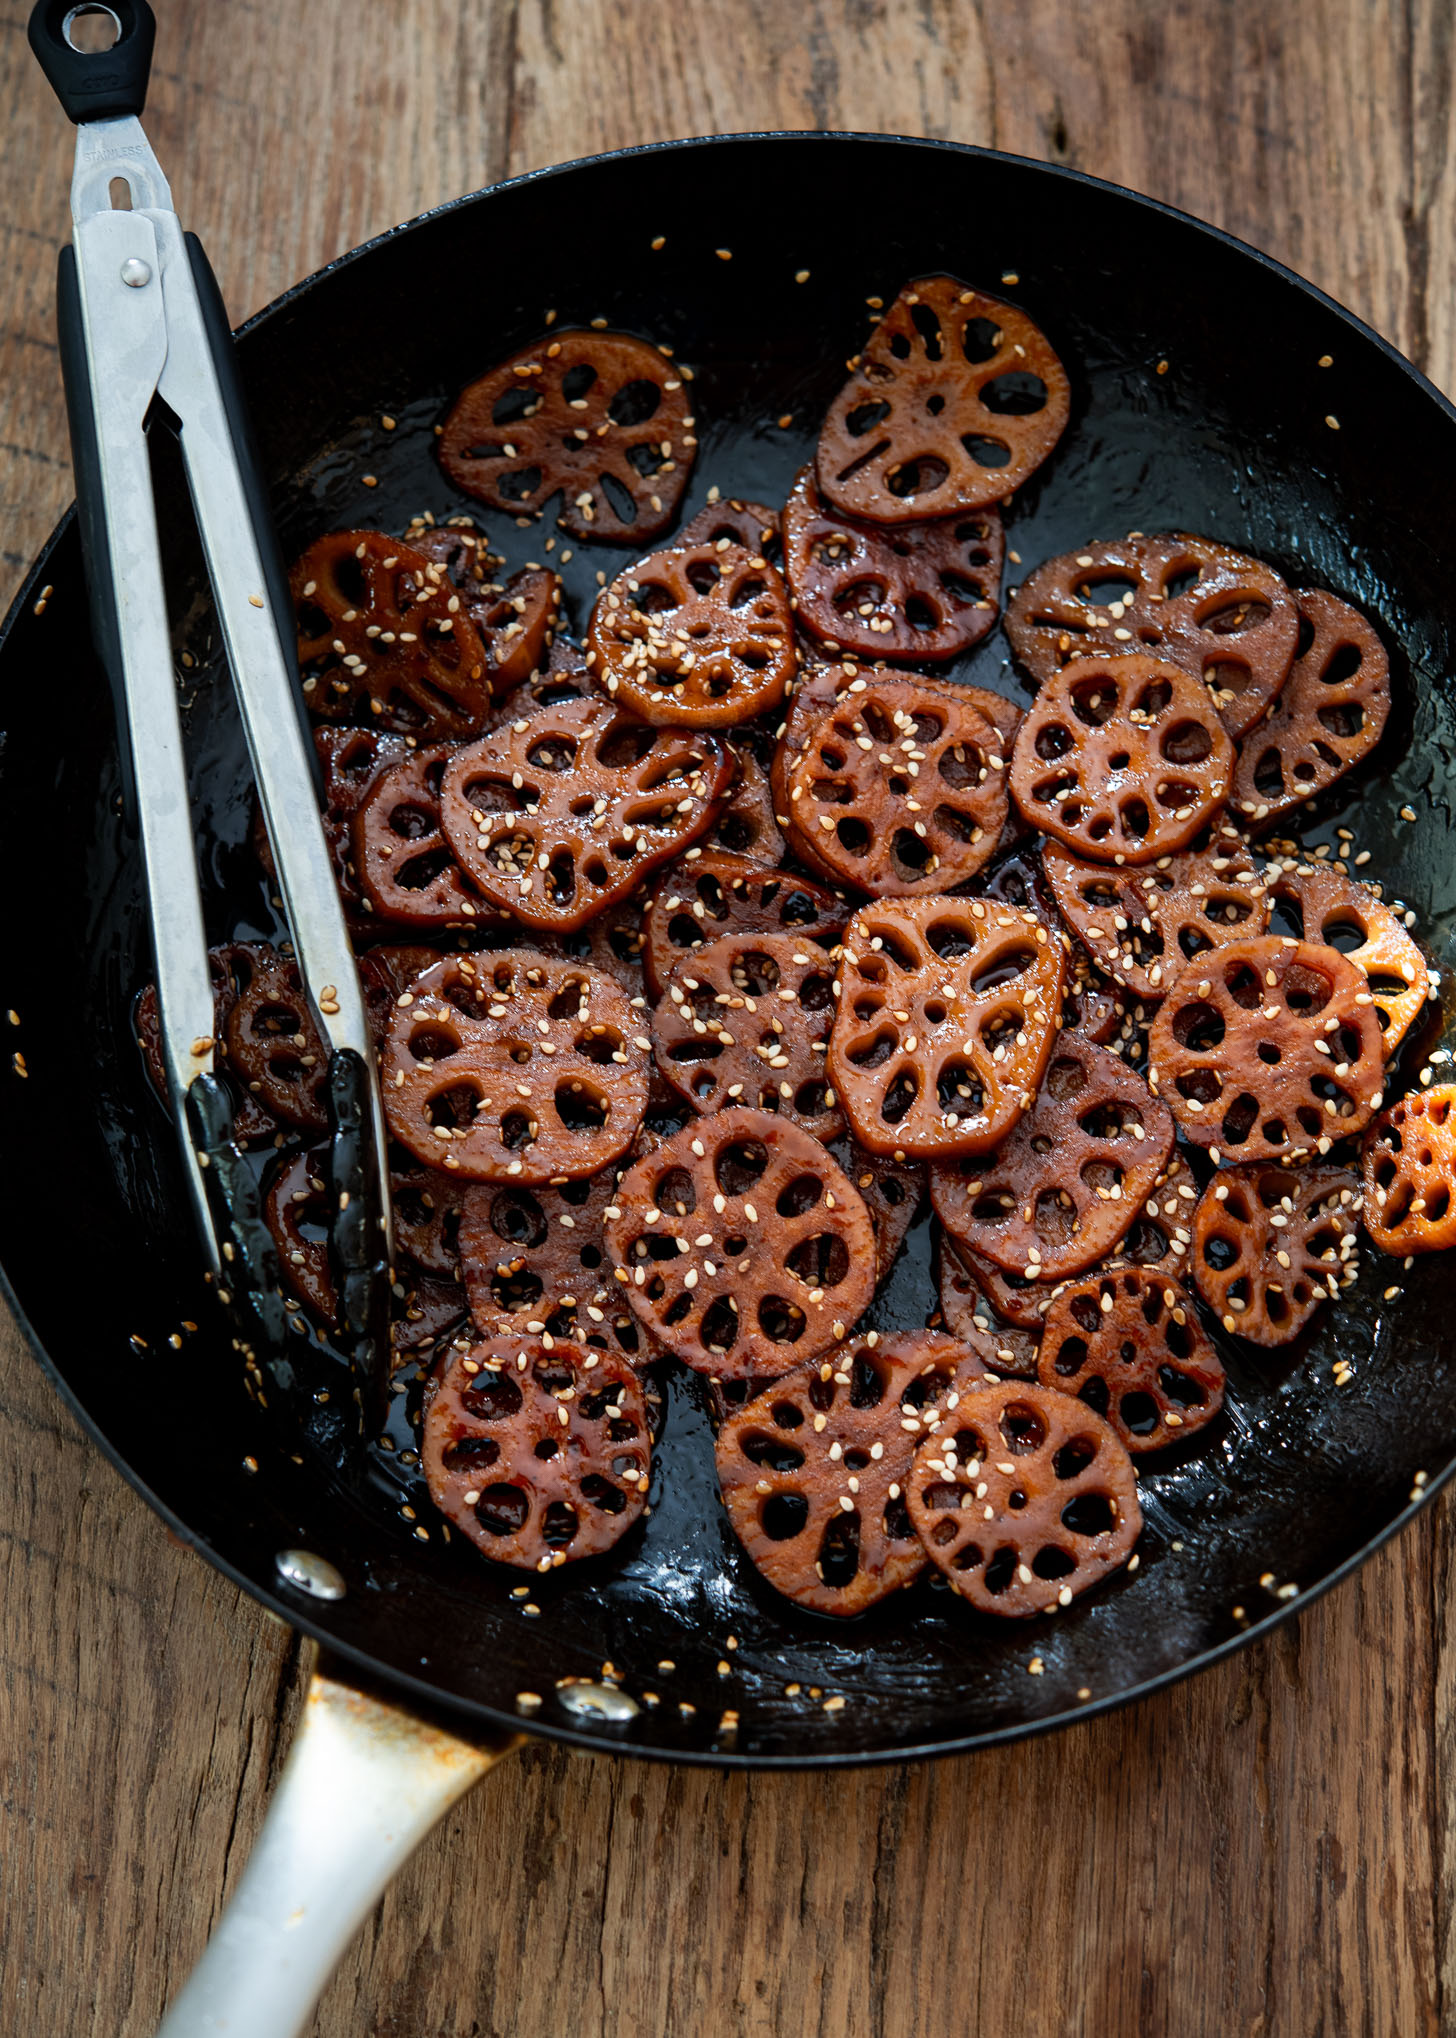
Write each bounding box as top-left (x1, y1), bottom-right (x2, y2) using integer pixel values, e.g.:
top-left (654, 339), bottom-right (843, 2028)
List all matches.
top-left (828, 897), bottom-right (1065, 1159)
top-left (406, 533), bottom-right (563, 696)
top-left (677, 497), bottom-right (780, 556)
top-left (253, 726), bottom-right (410, 931)
top-left (1009, 653), bottom-right (1234, 864)
top-left (1038, 1265), bottom-right (1225, 1452)
top-left (389, 1147), bottom-right (465, 1276)
top-left (526, 883), bottom-right (651, 996)
top-left (353, 744), bottom-right (489, 930)
top-left (1042, 825), bottom-right (1270, 1003)
top-left (264, 1147), bottom-right (335, 1323)
top-left (1147, 936), bottom-right (1385, 1161)
top-left (1233, 590), bottom-right (1390, 822)
top-left (490, 632), bottom-right (594, 724)
top-left (930, 1034), bottom-right (1174, 1282)
top-left (457, 1168), bottom-right (656, 1366)
top-left (422, 1338), bottom-right (650, 1570)
top-left (587, 541), bottom-right (796, 728)
top-left (291, 531), bottom-right (491, 737)
top-left (786, 678), bottom-right (1009, 894)
top-left (223, 944), bottom-right (330, 1133)
top-left (357, 945), bottom-right (454, 1049)
top-left (709, 738), bottom-right (787, 865)
top-left (1005, 533), bottom-right (1301, 740)
top-left (652, 932), bottom-right (843, 1141)
top-left (642, 848), bottom-right (846, 1001)
top-left (1265, 860), bottom-right (1427, 1054)
top-left (135, 942), bottom-right (274, 1143)
top-left (438, 329), bottom-right (694, 541)
top-left (714, 1333), bottom-right (991, 1615)
top-left (603, 1109), bottom-right (877, 1382)
top-left (830, 1138), bottom-right (925, 1279)
top-left (1361, 1087), bottom-right (1456, 1255)
top-left (1192, 1163), bottom-right (1361, 1344)
top-left (936, 1238), bottom-right (1041, 1377)
top-left (438, 696), bottom-right (730, 933)
top-left (781, 464), bottom-right (1004, 662)
top-left (391, 1273), bottom-right (470, 1356)
top-left (817, 276), bottom-right (1070, 521)
top-left (382, 952), bottom-right (651, 1183)
top-left (905, 1380), bottom-right (1141, 1616)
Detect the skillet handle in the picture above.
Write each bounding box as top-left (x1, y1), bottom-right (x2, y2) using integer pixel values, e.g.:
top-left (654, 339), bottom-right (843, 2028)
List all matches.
top-left (153, 1667), bottom-right (520, 2038)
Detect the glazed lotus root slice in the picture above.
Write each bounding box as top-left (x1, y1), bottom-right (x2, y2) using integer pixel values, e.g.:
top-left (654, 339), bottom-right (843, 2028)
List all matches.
top-left (1233, 590), bottom-right (1390, 823)
top-left (1265, 860), bottom-right (1428, 1055)
top-left (905, 1380), bottom-right (1141, 1616)
top-left (1004, 532), bottom-right (1300, 739)
top-left (714, 1333), bottom-right (993, 1615)
top-left (708, 738), bottom-right (787, 865)
top-left (828, 897), bottom-right (1065, 1160)
top-left (422, 1339), bottom-right (650, 1569)
top-left (457, 1168), bottom-right (657, 1366)
top-left (677, 497), bottom-right (781, 556)
top-left (787, 679), bottom-right (1009, 895)
top-left (1147, 936), bottom-right (1386, 1162)
top-left (1192, 1163), bottom-right (1361, 1343)
top-left (253, 726), bottom-right (412, 933)
top-left (291, 531), bottom-right (492, 737)
top-left (1009, 653), bottom-right (1234, 865)
top-left (438, 329), bottom-right (694, 541)
top-left (1042, 823), bottom-right (1270, 1003)
top-left (438, 695), bottom-right (730, 933)
top-left (587, 541), bottom-right (796, 728)
top-left (603, 1110), bottom-right (877, 1383)
top-left (223, 944), bottom-right (330, 1133)
top-left (353, 744), bottom-right (491, 931)
top-left (1038, 1264), bottom-right (1225, 1453)
top-left (642, 848), bottom-right (847, 1001)
top-left (929, 1035), bottom-right (1174, 1283)
top-left (936, 1237), bottom-right (1041, 1377)
top-left (135, 943), bottom-right (274, 1144)
top-left (830, 1137), bottom-right (925, 1280)
top-left (781, 464), bottom-right (1004, 663)
top-left (264, 1147), bottom-right (335, 1323)
top-left (652, 932), bottom-right (843, 1142)
top-left (817, 276), bottom-right (1071, 522)
top-left (1362, 1086), bottom-right (1456, 1254)
top-left (382, 951), bottom-right (650, 1184)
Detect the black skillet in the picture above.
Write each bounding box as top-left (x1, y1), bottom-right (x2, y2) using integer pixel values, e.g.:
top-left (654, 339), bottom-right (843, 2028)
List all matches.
top-left (2, 129), bottom-right (1453, 1770)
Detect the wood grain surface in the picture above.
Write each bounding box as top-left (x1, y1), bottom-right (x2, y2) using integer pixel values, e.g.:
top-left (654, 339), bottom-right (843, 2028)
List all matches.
top-left (1, 4), bottom-right (1452, 2033)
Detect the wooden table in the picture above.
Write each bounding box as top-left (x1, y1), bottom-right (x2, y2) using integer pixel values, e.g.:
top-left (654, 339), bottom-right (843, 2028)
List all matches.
top-left (1, 5), bottom-right (1451, 2032)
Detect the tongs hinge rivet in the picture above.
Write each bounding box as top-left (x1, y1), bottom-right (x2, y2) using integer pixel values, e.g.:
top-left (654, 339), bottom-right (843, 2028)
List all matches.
top-left (120, 257), bottom-right (152, 288)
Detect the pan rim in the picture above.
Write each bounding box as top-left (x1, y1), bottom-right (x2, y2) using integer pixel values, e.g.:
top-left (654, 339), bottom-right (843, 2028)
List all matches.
top-left (3, 127), bottom-right (1452, 1770)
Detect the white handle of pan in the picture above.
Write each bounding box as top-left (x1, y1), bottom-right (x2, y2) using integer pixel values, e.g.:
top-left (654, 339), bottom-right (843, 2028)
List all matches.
top-left (153, 1669), bottom-right (519, 2038)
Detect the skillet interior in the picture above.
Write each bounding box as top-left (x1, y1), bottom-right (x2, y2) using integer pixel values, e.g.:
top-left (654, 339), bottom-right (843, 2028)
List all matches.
top-left (0, 133), bottom-right (1453, 1767)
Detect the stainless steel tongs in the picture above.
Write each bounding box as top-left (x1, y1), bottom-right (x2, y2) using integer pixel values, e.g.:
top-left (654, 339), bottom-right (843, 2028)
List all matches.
top-left (28, 0), bottom-right (392, 1404)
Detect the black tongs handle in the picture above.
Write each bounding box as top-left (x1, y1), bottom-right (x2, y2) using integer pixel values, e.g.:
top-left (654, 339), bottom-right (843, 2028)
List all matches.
top-left (28, 0), bottom-right (156, 124)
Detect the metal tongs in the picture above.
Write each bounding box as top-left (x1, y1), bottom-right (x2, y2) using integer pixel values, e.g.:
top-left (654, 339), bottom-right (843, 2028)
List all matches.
top-left (28, 0), bottom-right (391, 1410)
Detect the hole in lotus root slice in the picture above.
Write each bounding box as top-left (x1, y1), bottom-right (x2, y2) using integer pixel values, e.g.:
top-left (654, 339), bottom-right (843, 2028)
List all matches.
top-left (223, 943), bottom-right (331, 1134)
top-left (135, 942), bottom-right (277, 1145)
top-left (642, 848), bottom-right (847, 1002)
top-left (1038, 1263), bottom-right (1225, 1452)
top-left (1043, 819), bottom-right (1270, 1004)
top-left (1264, 859), bottom-right (1426, 1056)
top-left (603, 1109), bottom-right (877, 1383)
top-left (1361, 1086), bottom-right (1456, 1255)
top-left (587, 541), bottom-right (796, 729)
top-left (905, 1379), bottom-right (1140, 1615)
top-left (264, 1146), bottom-right (336, 1324)
top-left (782, 463), bottom-right (1005, 663)
top-left (382, 951), bottom-right (650, 1184)
top-left (816, 276), bottom-right (1070, 522)
top-left (422, 1337), bottom-right (650, 1568)
top-left (457, 1161), bottom-right (659, 1367)
top-left (1005, 532), bottom-right (1301, 741)
top-left (438, 696), bottom-right (730, 934)
top-left (1009, 653), bottom-right (1234, 865)
top-left (677, 497), bottom-right (782, 560)
top-left (354, 744), bottom-right (494, 931)
top-left (829, 896), bottom-right (1064, 1160)
top-left (929, 1033), bottom-right (1173, 1282)
top-left (1233, 590), bottom-right (1391, 824)
top-left (438, 329), bottom-right (694, 543)
top-left (787, 677), bottom-right (1009, 895)
top-left (291, 530), bottom-right (493, 738)
top-left (1192, 1161), bottom-right (1361, 1344)
top-left (708, 736), bottom-right (787, 866)
top-left (715, 1331), bottom-right (992, 1615)
top-left (830, 1137), bottom-right (925, 1281)
top-left (1147, 935), bottom-right (1385, 1161)
top-left (653, 931), bottom-right (845, 1142)
top-left (936, 1235), bottom-right (1041, 1376)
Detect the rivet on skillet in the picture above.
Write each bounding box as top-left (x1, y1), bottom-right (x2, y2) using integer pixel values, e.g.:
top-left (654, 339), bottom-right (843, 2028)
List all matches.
top-left (274, 1548), bottom-right (347, 1600)
top-left (557, 1682), bottom-right (640, 1722)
